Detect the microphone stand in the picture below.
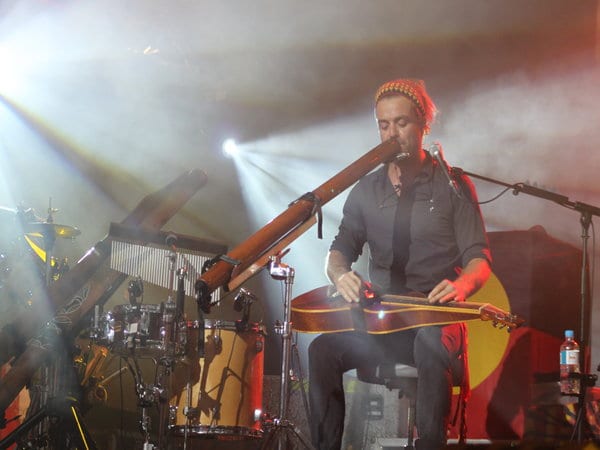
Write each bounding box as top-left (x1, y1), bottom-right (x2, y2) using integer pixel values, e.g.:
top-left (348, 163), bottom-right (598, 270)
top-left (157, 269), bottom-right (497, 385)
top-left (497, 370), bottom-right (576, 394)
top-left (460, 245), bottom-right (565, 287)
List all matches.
top-left (454, 166), bottom-right (599, 442)
top-left (259, 254), bottom-right (314, 450)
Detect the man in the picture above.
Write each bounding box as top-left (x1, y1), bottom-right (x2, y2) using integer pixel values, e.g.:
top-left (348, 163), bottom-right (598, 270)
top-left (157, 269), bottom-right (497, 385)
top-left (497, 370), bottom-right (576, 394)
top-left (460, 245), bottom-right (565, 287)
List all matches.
top-left (308, 79), bottom-right (492, 450)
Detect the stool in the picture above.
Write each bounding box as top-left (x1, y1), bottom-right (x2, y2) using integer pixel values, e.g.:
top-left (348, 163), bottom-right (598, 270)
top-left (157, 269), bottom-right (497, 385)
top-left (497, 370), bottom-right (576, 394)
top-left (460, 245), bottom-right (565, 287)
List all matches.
top-left (357, 361), bottom-right (467, 449)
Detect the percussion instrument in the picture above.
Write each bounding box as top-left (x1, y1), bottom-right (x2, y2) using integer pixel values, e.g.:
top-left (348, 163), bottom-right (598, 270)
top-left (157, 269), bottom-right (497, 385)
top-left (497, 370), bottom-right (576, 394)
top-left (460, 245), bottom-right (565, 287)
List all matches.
top-left (169, 320), bottom-right (264, 443)
top-left (96, 303), bottom-right (166, 357)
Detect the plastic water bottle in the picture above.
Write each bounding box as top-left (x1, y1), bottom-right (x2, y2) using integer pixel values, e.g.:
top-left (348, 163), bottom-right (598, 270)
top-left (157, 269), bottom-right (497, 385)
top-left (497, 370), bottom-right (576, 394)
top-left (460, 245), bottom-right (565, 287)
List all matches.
top-left (559, 329), bottom-right (580, 395)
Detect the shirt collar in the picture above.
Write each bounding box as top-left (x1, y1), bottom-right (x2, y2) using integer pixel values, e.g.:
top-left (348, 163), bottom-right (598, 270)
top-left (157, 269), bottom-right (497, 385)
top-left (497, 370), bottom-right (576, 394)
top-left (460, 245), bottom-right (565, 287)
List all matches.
top-left (374, 149), bottom-right (434, 198)
top-left (415, 150), bottom-right (434, 184)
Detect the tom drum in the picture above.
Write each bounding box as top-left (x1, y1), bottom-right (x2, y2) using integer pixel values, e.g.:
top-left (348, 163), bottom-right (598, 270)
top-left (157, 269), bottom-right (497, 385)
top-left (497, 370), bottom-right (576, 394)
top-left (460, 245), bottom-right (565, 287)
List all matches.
top-left (98, 303), bottom-right (164, 357)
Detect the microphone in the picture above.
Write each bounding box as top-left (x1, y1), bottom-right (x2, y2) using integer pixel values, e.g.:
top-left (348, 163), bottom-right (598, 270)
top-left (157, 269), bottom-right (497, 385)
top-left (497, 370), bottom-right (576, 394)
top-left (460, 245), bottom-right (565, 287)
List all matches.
top-left (233, 290), bottom-right (245, 312)
top-left (127, 276), bottom-right (144, 306)
top-left (233, 288), bottom-right (256, 332)
top-left (395, 152), bottom-right (410, 162)
top-left (165, 233), bottom-right (177, 248)
top-left (195, 278), bottom-right (212, 314)
top-left (429, 142), bottom-right (462, 198)
top-left (233, 288), bottom-right (256, 312)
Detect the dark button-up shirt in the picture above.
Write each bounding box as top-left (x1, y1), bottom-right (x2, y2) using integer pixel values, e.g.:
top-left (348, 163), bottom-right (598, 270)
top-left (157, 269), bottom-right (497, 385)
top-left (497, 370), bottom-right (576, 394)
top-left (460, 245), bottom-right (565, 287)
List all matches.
top-left (330, 152), bottom-right (491, 294)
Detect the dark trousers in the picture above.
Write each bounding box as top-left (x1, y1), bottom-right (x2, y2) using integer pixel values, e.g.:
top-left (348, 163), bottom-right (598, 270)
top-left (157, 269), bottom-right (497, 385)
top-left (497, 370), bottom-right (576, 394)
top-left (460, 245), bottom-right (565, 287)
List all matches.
top-left (308, 324), bottom-right (465, 450)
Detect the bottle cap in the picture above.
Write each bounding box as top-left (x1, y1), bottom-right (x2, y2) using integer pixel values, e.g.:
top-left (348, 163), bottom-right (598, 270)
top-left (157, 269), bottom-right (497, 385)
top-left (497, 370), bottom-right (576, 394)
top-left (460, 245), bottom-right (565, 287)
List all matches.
top-left (565, 330), bottom-right (574, 338)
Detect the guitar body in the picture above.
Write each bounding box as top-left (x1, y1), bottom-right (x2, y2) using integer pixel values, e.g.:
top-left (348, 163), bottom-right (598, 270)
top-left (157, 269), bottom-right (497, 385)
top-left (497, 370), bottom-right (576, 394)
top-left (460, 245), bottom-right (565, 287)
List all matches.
top-left (291, 286), bottom-right (360, 333)
top-left (291, 285), bottom-right (524, 334)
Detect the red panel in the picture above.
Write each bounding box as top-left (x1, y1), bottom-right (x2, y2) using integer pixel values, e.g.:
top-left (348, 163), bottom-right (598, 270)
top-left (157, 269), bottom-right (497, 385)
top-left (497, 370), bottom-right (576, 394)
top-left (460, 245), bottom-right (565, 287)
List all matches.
top-left (448, 227), bottom-right (588, 440)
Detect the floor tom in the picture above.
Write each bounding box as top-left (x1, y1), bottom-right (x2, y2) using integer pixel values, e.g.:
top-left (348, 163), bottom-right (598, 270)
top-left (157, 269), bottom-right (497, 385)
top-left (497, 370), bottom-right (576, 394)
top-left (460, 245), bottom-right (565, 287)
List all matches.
top-left (169, 320), bottom-right (265, 443)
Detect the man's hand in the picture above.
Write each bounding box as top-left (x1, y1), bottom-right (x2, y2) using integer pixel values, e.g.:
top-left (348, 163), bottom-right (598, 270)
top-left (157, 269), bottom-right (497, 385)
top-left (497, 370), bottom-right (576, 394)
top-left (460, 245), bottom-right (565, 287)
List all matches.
top-left (427, 257), bottom-right (491, 304)
top-left (427, 279), bottom-right (467, 304)
top-left (326, 249), bottom-right (363, 303)
top-left (334, 271), bottom-right (363, 303)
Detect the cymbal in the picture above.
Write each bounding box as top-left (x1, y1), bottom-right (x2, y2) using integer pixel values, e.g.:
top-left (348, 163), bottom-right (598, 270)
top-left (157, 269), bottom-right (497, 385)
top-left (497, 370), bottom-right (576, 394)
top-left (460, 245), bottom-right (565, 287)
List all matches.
top-left (24, 222), bottom-right (81, 239)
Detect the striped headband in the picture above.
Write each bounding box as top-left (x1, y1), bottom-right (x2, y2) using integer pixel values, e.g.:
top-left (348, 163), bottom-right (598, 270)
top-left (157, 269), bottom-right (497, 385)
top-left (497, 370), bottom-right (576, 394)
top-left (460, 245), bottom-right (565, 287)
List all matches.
top-left (374, 79), bottom-right (436, 133)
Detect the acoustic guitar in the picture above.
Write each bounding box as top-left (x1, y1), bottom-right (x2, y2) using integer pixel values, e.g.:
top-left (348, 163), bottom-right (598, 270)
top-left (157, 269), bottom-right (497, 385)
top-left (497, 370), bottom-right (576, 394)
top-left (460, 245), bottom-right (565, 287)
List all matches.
top-left (291, 285), bottom-right (525, 334)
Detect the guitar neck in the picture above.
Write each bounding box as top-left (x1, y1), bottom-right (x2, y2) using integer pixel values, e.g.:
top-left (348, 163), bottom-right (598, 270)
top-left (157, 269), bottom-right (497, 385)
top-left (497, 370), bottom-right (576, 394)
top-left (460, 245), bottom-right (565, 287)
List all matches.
top-left (379, 293), bottom-right (525, 330)
top-left (380, 294), bottom-right (485, 310)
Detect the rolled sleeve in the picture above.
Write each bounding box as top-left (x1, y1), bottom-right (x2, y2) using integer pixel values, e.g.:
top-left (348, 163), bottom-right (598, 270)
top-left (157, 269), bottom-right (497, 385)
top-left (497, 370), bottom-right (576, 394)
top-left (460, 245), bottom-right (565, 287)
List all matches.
top-left (453, 175), bottom-right (492, 267)
top-left (329, 185), bottom-right (367, 264)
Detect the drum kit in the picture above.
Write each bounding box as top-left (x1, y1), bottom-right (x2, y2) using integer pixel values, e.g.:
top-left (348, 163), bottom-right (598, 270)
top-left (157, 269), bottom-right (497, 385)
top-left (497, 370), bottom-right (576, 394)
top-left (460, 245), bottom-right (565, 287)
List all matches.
top-left (86, 307), bottom-right (266, 450)
top-left (0, 204), bottom-right (79, 324)
top-left (0, 203), bottom-right (313, 450)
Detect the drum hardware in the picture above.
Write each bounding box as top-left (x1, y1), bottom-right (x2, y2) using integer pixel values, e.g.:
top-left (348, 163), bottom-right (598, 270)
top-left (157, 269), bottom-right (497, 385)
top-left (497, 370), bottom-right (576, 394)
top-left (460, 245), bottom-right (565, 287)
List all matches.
top-left (0, 203), bottom-right (76, 325)
top-left (259, 253), bottom-right (314, 450)
top-left (154, 244), bottom-right (190, 449)
top-left (77, 350), bottom-right (127, 410)
top-left (110, 352), bottom-right (166, 450)
top-left (233, 287), bottom-right (256, 332)
top-left (87, 292), bottom-right (174, 449)
top-left (0, 201), bottom-right (87, 449)
top-left (128, 276), bottom-right (144, 307)
top-left (1, 231), bottom-right (231, 445)
top-left (108, 225), bottom-right (227, 308)
top-left (95, 365), bottom-right (128, 391)
top-left (0, 252), bottom-right (10, 285)
top-left (141, 407), bottom-right (154, 450)
top-left (182, 405), bottom-right (198, 421)
top-left (0, 172), bottom-right (212, 448)
top-left (0, 325), bottom-right (99, 450)
top-left (50, 256), bottom-right (70, 282)
top-left (89, 305), bottom-right (103, 343)
top-left (85, 269), bottom-right (194, 449)
top-left (22, 198), bottom-right (80, 286)
top-left (93, 302), bottom-right (166, 358)
top-left (117, 238), bottom-right (192, 450)
top-left (76, 340), bottom-right (108, 392)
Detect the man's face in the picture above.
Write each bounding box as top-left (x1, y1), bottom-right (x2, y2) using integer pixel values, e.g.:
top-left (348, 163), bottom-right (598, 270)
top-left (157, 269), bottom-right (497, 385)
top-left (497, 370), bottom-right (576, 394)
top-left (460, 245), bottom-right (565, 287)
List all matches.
top-left (375, 95), bottom-right (424, 158)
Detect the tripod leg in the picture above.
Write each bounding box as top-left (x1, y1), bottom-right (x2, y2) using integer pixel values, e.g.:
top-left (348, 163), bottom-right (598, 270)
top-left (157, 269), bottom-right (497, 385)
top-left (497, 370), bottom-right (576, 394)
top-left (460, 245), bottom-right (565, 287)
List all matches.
top-left (291, 340), bottom-right (311, 426)
top-left (263, 263), bottom-right (316, 450)
top-left (68, 402), bottom-right (99, 450)
top-left (258, 426), bottom-right (277, 450)
top-left (259, 421), bottom-right (315, 450)
top-left (286, 421), bottom-right (316, 450)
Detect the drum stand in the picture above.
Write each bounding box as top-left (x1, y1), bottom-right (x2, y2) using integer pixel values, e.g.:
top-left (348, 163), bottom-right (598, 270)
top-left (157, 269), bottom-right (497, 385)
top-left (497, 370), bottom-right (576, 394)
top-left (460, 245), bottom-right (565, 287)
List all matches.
top-left (0, 216), bottom-right (97, 450)
top-left (0, 333), bottom-right (99, 450)
top-left (0, 395), bottom-right (97, 450)
top-left (137, 248), bottom-right (187, 450)
top-left (121, 355), bottom-right (164, 450)
top-left (259, 256), bottom-right (314, 450)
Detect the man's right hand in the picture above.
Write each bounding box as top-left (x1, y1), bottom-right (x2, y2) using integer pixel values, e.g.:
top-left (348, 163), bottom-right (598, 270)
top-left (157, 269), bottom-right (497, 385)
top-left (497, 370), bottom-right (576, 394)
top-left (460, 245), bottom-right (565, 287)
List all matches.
top-left (334, 270), bottom-right (363, 303)
top-left (326, 249), bottom-right (363, 303)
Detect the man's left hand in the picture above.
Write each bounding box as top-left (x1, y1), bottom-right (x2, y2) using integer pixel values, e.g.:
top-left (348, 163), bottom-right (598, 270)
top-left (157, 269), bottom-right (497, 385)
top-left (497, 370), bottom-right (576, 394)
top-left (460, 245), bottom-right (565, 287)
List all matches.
top-left (427, 279), bottom-right (467, 304)
top-left (428, 258), bottom-right (491, 304)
